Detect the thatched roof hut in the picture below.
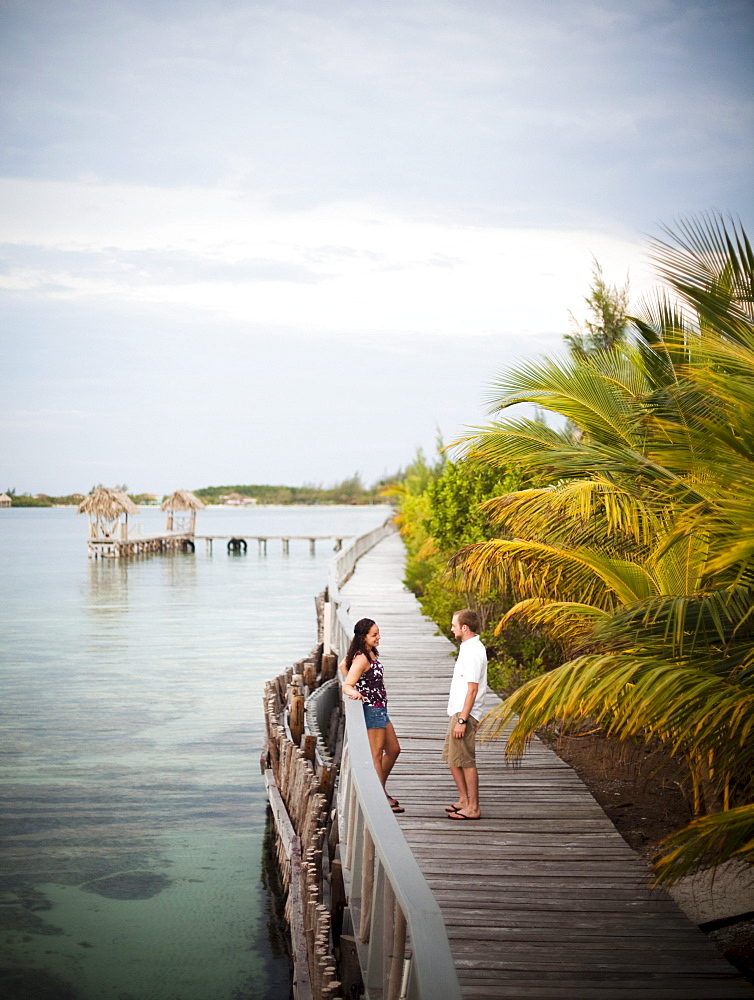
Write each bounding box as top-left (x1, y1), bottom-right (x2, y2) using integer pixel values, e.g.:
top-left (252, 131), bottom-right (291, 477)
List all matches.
top-left (78, 488), bottom-right (139, 541)
top-left (78, 488), bottom-right (139, 518)
top-left (0, 493), bottom-right (11, 508)
top-left (161, 489), bottom-right (204, 533)
top-left (161, 489), bottom-right (205, 512)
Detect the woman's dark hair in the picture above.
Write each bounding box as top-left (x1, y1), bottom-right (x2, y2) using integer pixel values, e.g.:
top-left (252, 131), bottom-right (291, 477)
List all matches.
top-left (345, 617), bottom-right (378, 671)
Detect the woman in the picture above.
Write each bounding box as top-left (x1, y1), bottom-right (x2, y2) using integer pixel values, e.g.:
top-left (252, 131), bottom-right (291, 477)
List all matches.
top-left (342, 618), bottom-right (403, 813)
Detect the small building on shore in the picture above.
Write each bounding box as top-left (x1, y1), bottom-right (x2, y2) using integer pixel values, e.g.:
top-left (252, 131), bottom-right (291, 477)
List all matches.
top-left (0, 493), bottom-right (11, 508)
top-left (219, 492), bottom-right (257, 506)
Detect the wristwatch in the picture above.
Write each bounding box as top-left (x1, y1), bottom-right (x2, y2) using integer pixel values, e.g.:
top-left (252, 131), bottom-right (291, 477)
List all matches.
top-left (457, 717), bottom-right (467, 725)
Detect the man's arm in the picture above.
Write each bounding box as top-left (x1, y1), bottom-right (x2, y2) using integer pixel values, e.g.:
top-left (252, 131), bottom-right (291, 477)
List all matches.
top-left (454, 681), bottom-right (479, 739)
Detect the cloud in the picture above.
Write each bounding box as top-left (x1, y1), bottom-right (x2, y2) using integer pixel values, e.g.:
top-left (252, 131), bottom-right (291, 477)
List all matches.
top-left (1, 1), bottom-right (750, 226)
top-left (1, 0), bottom-right (750, 494)
top-left (0, 179), bottom-right (654, 337)
top-left (0, 243), bottom-right (325, 288)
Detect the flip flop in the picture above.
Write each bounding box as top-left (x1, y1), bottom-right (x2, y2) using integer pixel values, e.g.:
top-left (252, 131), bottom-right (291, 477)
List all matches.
top-left (445, 804), bottom-right (463, 812)
top-left (387, 797), bottom-right (400, 807)
top-left (447, 811), bottom-right (481, 820)
top-left (391, 803), bottom-right (405, 814)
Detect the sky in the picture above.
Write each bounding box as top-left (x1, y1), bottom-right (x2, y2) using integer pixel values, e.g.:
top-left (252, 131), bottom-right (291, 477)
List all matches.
top-left (1, 0), bottom-right (752, 496)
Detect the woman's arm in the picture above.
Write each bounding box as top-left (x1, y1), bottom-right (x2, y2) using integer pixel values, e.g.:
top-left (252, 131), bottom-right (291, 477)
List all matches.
top-left (343, 653), bottom-right (369, 700)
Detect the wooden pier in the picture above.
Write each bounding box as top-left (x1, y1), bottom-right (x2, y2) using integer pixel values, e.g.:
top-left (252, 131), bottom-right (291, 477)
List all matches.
top-left (87, 531), bottom-right (195, 558)
top-left (196, 534), bottom-right (352, 555)
top-left (337, 532), bottom-right (752, 999)
top-left (80, 487), bottom-right (205, 559)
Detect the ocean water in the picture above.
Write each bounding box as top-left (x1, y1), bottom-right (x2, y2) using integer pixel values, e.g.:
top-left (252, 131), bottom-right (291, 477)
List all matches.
top-left (0, 504), bottom-right (390, 1000)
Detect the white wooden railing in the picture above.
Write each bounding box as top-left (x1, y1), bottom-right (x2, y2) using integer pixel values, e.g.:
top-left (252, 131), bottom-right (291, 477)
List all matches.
top-left (323, 519), bottom-right (462, 1000)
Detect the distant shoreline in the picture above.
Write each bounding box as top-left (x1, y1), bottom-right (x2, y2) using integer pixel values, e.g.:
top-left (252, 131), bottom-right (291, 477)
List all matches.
top-left (3, 501), bottom-right (393, 510)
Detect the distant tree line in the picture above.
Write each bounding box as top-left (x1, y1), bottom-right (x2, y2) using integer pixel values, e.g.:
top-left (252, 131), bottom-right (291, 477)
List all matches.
top-left (2, 487), bottom-right (159, 507)
top-left (2, 490), bottom-right (84, 507)
top-left (4, 476), bottom-right (396, 508)
top-left (194, 474), bottom-right (392, 505)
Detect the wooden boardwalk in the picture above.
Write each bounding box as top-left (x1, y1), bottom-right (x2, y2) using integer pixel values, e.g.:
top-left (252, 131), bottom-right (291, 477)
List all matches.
top-left (340, 533), bottom-right (753, 1000)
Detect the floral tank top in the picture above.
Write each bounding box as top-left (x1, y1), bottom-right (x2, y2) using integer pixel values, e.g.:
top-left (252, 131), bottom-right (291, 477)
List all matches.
top-left (355, 657), bottom-right (387, 708)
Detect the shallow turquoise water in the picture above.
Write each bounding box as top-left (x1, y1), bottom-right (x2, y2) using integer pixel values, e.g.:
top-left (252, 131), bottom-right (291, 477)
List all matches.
top-left (0, 505), bottom-right (389, 1000)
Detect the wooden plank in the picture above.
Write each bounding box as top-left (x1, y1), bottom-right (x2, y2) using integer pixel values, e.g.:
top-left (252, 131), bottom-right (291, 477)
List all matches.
top-left (288, 837), bottom-right (314, 1000)
top-left (264, 769), bottom-right (296, 859)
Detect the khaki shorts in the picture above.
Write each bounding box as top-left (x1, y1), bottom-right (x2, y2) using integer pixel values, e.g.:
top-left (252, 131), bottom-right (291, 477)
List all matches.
top-left (442, 713), bottom-right (479, 768)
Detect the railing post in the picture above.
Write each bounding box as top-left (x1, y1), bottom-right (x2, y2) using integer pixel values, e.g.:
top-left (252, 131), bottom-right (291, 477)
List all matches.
top-left (359, 828), bottom-right (375, 943)
top-left (387, 899), bottom-right (407, 1000)
top-left (366, 857), bottom-right (386, 990)
top-left (323, 600), bottom-right (332, 655)
top-left (338, 744), bottom-right (352, 828)
top-left (345, 775), bottom-right (357, 872)
top-left (351, 804), bottom-right (364, 892)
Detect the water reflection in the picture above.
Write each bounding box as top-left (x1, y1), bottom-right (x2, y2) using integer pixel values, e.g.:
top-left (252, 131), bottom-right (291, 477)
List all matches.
top-left (86, 558), bottom-right (130, 612)
top-left (158, 549), bottom-right (199, 588)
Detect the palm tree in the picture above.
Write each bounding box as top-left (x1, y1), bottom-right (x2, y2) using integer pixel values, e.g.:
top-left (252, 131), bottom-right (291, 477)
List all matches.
top-left (453, 214), bottom-right (754, 883)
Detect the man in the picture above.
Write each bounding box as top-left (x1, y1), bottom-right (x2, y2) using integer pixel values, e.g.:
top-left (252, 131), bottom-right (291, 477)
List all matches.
top-left (443, 609), bottom-right (488, 820)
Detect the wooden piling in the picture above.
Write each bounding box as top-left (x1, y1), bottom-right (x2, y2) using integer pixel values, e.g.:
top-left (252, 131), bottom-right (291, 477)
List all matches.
top-left (263, 618), bottom-right (347, 1000)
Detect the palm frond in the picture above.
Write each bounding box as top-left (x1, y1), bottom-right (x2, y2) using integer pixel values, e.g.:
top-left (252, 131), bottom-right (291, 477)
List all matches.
top-left (456, 418), bottom-right (576, 471)
top-left (651, 213), bottom-right (753, 322)
top-left (452, 538), bottom-right (656, 608)
top-left (482, 654), bottom-right (754, 785)
top-left (601, 585), bottom-right (754, 662)
top-left (649, 531), bottom-right (710, 595)
top-left (653, 804), bottom-right (754, 885)
top-left (484, 352), bottom-right (651, 449)
top-left (499, 598), bottom-right (610, 648)
top-left (631, 290), bottom-right (692, 365)
top-left (481, 480), bottom-right (663, 549)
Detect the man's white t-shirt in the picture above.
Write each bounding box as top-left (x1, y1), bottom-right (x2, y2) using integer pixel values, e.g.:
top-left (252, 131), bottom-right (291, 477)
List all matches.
top-left (447, 634), bottom-right (488, 721)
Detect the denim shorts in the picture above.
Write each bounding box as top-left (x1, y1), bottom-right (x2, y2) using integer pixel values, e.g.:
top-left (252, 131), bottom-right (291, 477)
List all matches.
top-left (363, 704), bottom-right (390, 730)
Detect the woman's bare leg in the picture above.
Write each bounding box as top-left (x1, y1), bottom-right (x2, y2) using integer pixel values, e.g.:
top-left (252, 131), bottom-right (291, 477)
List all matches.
top-left (367, 724), bottom-right (401, 802)
top-left (367, 727), bottom-right (388, 788)
top-left (381, 722), bottom-right (401, 783)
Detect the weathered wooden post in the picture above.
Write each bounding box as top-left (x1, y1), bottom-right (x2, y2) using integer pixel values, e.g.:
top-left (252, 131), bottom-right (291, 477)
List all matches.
top-left (301, 733), bottom-right (317, 762)
top-left (288, 694), bottom-right (304, 746)
top-left (321, 653), bottom-right (337, 682)
top-left (303, 662), bottom-right (317, 691)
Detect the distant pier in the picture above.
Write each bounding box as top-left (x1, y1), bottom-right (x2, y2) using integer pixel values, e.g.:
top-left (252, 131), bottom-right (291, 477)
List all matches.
top-left (80, 487), bottom-right (205, 559)
top-left (195, 534), bottom-right (353, 555)
top-left (78, 486), bottom-right (357, 561)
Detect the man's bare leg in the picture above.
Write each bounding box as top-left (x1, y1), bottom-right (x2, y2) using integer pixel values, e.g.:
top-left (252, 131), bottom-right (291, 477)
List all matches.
top-left (449, 765), bottom-right (469, 811)
top-left (449, 765), bottom-right (480, 817)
